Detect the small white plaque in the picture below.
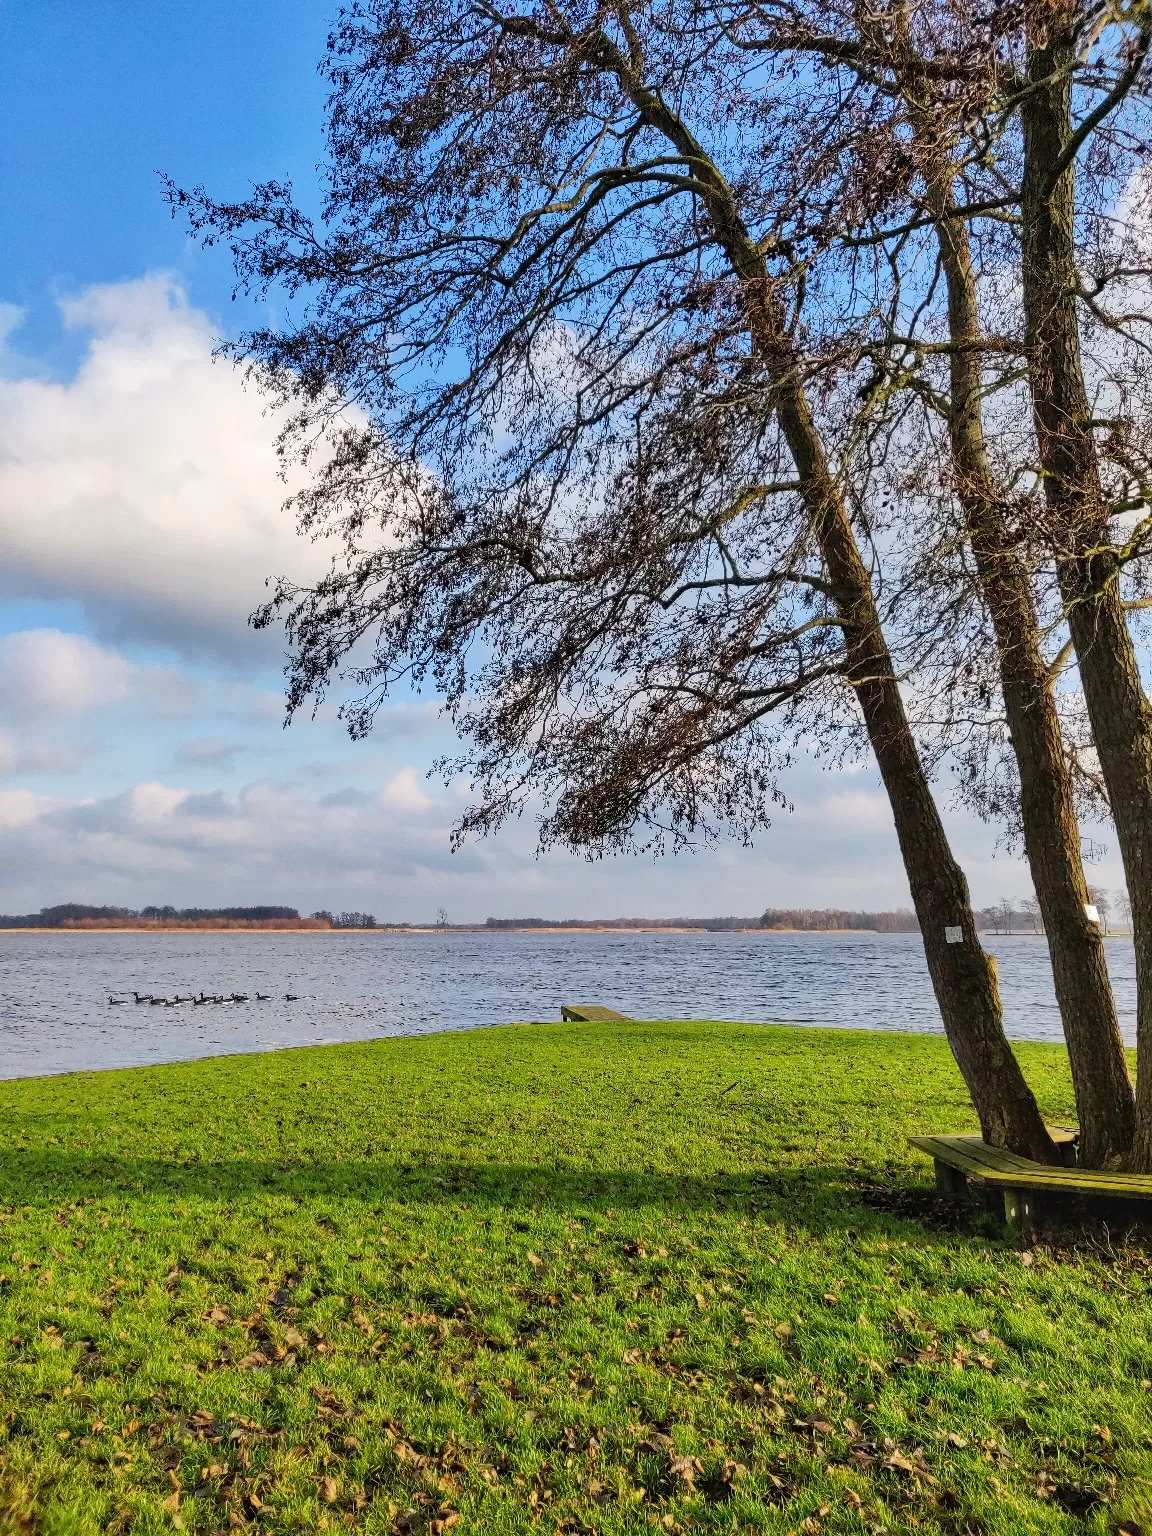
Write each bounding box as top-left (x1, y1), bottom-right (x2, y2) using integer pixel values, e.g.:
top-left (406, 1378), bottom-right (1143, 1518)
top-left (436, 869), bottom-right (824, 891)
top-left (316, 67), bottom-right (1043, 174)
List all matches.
top-left (944, 925), bottom-right (963, 944)
top-left (1084, 903), bottom-right (1100, 924)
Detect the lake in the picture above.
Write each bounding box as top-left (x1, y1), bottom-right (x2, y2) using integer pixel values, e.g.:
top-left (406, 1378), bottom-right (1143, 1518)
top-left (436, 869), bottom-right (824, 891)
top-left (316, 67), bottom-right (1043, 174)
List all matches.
top-left (0, 928), bottom-right (1137, 1080)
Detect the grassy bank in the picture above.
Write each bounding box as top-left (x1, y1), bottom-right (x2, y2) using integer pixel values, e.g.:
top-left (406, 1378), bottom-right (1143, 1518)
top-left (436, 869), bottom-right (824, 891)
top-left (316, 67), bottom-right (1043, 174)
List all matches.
top-left (0, 1021), bottom-right (1149, 1535)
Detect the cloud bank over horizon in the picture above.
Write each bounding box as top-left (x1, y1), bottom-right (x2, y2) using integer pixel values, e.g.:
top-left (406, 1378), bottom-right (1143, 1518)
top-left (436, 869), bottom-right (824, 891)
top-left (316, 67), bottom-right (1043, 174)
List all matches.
top-left (0, 276), bottom-right (1089, 919)
top-left (0, 274), bottom-right (332, 662)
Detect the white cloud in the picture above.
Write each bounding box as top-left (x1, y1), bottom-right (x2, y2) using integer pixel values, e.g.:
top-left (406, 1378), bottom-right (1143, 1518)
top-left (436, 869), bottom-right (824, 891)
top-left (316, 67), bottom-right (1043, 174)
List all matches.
top-left (378, 764), bottom-right (435, 813)
top-left (0, 773), bottom-right (486, 910)
top-left (0, 756), bottom-right (1058, 920)
top-left (173, 737), bottom-right (249, 770)
top-left (0, 788), bottom-right (49, 831)
top-left (0, 629), bottom-right (137, 717)
top-left (813, 790), bottom-right (895, 833)
top-left (0, 275), bottom-right (330, 662)
top-left (0, 731), bottom-right (93, 778)
top-left (0, 304), bottom-right (25, 350)
top-left (0, 629), bottom-right (284, 727)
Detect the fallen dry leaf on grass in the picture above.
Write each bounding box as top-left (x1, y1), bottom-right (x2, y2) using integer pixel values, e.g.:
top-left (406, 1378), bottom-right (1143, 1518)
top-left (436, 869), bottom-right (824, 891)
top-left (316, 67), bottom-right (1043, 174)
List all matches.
top-left (791, 1418), bottom-right (833, 1439)
top-left (636, 1431), bottom-right (674, 1455)
top-left (884, 1452), bottom-right (917, 1475)
top-left (668, 1454), bottom-right (703, 1489)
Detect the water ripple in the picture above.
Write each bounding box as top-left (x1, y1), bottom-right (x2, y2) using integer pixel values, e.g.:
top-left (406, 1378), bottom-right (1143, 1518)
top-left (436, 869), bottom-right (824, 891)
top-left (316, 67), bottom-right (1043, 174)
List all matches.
top-left (0, 929), bottom-right (1135, 1079)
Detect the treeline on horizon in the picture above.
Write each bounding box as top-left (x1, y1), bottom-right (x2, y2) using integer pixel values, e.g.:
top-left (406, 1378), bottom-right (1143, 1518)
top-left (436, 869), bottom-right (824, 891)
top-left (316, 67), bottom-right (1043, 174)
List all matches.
top-left (485, 910), bottom-right (924, 931)
top-left (0, 904), bottom-right (324, 930)
top-left (0, 904), bottom-right (1070, 934)
top-left (0, 904), bottom-right (403, 931)
top-left (486, 908), bottom-right (1050, 931)
top-left (485, 915), bottom-right (753, 930)
top-left (760, 908), bottom-right (920, 931)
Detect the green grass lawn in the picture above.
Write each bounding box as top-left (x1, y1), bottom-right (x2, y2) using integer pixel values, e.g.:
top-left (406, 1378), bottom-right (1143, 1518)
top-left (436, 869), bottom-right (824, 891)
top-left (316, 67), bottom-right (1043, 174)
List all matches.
top-left (0, 1020), bottom-right (1149, 1536)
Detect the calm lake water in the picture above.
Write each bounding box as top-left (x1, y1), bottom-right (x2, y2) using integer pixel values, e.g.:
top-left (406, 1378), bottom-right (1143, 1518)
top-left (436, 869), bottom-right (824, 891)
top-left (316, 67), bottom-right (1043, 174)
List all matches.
top-left (0, 929), bottom-right (1137, 1080)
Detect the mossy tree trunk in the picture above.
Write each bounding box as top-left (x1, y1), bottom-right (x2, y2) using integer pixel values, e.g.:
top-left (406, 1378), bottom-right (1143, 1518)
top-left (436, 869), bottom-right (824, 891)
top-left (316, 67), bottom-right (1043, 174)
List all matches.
top-left (602, 43), bottom-right (1058, 1161)
top-left (1020, 12), bottom-right (1152, 1168)
top-left (913, 122), bottom-right (1134, 1168)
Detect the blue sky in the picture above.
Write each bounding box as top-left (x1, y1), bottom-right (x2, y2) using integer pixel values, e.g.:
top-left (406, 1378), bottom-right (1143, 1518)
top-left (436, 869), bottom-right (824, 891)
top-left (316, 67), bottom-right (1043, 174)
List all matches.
top-left (0, 0), bottom-right (1088, 920)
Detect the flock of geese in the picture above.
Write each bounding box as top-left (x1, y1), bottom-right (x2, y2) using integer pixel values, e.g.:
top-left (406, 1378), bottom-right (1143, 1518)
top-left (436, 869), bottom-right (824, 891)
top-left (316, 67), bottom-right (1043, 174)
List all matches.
top-left (108, 991), bottom-right (300, 1006)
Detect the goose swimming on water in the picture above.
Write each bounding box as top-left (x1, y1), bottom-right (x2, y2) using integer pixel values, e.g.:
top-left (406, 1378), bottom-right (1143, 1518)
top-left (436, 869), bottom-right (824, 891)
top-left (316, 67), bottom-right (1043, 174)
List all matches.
top-left (255, 992), bottom-right (270, 1001)
top-left (133, 992), bottom-right (151, 1004)
top-left (284, 993), bottom-right (299, 1002)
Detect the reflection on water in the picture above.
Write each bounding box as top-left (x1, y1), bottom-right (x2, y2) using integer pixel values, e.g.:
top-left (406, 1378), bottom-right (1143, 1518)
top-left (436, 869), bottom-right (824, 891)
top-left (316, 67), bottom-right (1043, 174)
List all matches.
top-left (0, 929), bottom-right (1135, 1079)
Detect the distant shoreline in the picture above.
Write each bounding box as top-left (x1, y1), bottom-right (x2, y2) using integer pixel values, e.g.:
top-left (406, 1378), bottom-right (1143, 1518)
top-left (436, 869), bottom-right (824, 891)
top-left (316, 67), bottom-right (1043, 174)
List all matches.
top-left (0, 923), bottom-right (736, 934)
top-left (0, 924), bottom-right (1126, 936)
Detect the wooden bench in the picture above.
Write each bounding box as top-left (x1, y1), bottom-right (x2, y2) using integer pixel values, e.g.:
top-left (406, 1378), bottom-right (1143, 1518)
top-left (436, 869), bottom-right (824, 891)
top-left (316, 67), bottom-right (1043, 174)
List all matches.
top-left (560, 1004), bottom-right (634, 1022)
top-left (909, 1130), bottom-right (1152, 1237)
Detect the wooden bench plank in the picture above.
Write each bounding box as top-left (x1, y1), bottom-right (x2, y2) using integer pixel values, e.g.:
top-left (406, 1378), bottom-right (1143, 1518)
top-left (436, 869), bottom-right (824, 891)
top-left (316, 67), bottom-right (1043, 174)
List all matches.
top-left (928, 1137), bottom-right (1039, 1172)
top-left (910, 1132), bottom-right (1152, 1197)
top-left (983, 1169), bottom-right (1152, 1194)
top-left (909, 1127), bottom-right (1152, 1240)
top-left (560, 1004), bottom-right (634, 1022)
top-left (908, 1136), bottom-right (1036, 1176)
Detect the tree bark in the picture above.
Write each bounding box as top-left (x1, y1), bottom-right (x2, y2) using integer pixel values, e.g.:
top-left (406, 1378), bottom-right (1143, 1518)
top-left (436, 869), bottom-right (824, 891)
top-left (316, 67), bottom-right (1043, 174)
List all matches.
top-left (601, 41), bottom-right (1058, 1160)
top-left (1020, 13), bottom-right (1152, 1167)
top-left (775, 338), bottom-right (1056, 1163)
top-left (914, 126), bottom-right (1134, 1167)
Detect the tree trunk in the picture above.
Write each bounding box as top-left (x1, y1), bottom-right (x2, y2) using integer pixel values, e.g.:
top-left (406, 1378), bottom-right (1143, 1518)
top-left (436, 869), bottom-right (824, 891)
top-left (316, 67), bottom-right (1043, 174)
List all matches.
top-left (602, 44), bottom-right (1058, 1160)
top-left (776, 353), bottom-right (1057, 1162)
top-left (917, 134), bottom-right (1134, 1167)
top-left (1020, 15), bottom-right (1152, 1168)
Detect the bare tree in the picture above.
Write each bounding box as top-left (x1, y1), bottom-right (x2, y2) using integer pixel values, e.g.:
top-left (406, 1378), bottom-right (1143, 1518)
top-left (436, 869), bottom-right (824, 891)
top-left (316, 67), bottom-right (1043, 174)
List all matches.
top-left (728, 0), bottom-right (1136, 1164)
top-left (1015, 1), bottom-right (1152, 1166)
top-left (1087, 886), bottom-right (1112, 937)
top-left (169, 0), bottom-right (1059, 1156)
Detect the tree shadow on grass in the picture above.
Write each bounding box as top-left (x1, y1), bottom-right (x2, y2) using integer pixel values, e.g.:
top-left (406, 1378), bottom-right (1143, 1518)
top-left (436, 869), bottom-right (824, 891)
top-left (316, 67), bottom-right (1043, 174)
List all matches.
top-left (0, 1148), bottom-right (1001, 1243)
top-left (11, 1151), bottom-right (1145, 1249)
